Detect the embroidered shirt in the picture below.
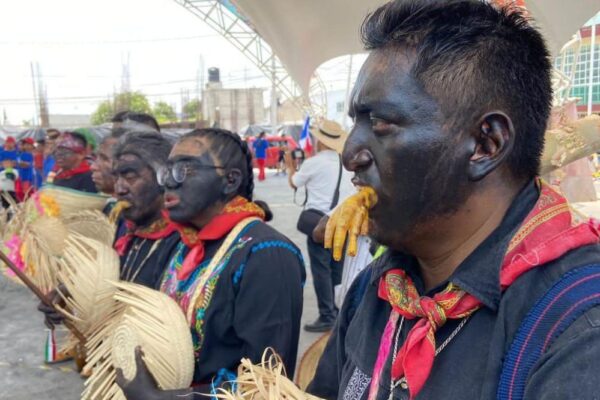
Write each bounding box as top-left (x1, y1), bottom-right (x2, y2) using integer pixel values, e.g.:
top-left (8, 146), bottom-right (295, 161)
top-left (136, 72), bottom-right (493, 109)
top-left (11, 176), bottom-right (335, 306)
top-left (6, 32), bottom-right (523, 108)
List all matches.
top-left (159, 221), bottom-right (306, 388)
top-left (308, 180), bottom-right (600, 400)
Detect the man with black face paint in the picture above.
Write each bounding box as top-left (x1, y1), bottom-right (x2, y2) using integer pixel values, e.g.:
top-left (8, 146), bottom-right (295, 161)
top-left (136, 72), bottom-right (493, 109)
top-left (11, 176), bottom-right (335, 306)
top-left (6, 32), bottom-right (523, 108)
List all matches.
top-left (308, 2), bottom-right (600, 400)
top-left (116, 128), bottom-right (305, 399)
top-left (112, 131), bottom-right (180, 288)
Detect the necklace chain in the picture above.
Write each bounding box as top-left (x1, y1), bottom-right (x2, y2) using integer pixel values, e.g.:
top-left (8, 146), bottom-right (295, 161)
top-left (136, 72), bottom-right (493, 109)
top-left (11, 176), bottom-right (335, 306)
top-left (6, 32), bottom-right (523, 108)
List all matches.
top-left (388, 315), bottom-right (471, 399)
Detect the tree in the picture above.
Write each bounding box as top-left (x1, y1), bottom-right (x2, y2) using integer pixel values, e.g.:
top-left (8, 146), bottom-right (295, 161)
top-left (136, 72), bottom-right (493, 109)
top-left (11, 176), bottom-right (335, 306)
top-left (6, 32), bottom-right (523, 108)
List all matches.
top-left (91, 91), bottom-right (153, 125)
top-left (153, 101), bottom-right (177, 123)
top-left (183, 99), bottom-right (202, 121)
top-left (91, 100), bottom-right (114, 125)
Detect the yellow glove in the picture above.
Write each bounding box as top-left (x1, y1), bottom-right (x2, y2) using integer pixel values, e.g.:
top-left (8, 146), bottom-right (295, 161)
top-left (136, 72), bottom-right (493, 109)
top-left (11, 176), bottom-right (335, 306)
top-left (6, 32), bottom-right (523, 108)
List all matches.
top-left (325, 187), bottom-right (377, 261)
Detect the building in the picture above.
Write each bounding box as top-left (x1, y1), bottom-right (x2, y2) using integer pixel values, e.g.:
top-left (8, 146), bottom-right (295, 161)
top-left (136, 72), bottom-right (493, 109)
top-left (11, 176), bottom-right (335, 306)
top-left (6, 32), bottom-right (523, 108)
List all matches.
top-left (555, 13), bottom-right (600, 116)
top-left (202, 67), bottom-right (266, 133)
top-left (48, 114), bottom-right (91, 129)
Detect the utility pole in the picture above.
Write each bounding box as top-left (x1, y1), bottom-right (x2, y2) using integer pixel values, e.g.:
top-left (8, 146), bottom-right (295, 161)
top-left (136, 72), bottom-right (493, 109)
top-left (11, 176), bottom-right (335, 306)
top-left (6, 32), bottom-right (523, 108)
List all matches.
top-left (30, 62), bottom-right (39, 126)
top-left (270, 57), bottom-right (278, 133)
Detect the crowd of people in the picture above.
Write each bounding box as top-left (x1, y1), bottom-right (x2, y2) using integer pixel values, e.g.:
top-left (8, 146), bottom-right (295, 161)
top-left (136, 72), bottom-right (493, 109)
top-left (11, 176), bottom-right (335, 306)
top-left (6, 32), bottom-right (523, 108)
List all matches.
top-left (5, 0), bottom-right (600, 399)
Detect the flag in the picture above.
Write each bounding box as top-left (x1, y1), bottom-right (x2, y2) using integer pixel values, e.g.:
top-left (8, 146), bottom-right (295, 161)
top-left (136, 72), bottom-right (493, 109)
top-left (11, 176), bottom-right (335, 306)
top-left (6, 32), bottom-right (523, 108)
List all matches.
top-left (299, 115), bottom-right (312, 154)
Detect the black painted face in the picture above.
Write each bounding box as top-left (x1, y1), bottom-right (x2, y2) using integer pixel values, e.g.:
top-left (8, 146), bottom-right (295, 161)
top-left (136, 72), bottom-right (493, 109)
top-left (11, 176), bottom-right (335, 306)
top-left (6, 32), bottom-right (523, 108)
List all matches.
top-left (163, 138), bottom-right (225, 225)
top-left (114, 154), bottom-right (163, 226)
top-left (344, 48), bottom-right (473, 250)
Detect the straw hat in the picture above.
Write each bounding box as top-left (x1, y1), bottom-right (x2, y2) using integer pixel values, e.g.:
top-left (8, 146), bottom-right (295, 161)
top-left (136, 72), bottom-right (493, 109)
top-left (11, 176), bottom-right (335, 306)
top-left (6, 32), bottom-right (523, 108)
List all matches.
top-left (40, 185), bottom-right (109, 217)
top-left (309, 119), bottom-right (348, 154)
top-left (63, 210), bottom-right (116, 247)
top-left (83, 282), bottom-right (195, 400)
top-left (295, 332), bottom-right (331, 391)
top-left (56, 235), bottom-right (120, 339)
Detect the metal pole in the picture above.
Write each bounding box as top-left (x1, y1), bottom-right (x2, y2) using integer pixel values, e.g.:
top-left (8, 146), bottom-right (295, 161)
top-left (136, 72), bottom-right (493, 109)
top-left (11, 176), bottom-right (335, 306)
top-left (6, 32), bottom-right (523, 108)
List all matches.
top-left (343, 54), bottom-right (354, 129)
top-left (587, 23), bottom-right (596, 116)
top-left (270, 57), bottom-right (278, 132)
top-left (30, 62), bottom-right (39, 126)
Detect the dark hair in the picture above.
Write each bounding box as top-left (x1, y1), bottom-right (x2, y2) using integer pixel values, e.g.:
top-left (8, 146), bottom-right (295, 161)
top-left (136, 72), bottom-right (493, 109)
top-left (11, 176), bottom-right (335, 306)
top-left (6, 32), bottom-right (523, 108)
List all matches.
top-left (181, 128), bottom-right (273, 221)
top-left (361, 0), bottom-right (552, 179)
top-left (111, 111), bottom-right (161, 132)
top-left (113, 131), bottom-right (172, 172)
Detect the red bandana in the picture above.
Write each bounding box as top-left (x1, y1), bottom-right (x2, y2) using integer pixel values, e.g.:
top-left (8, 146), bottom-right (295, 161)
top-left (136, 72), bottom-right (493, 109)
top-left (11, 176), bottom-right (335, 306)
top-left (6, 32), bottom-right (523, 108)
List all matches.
top-left (54, 161), bottom-right (91, 181)
top-left (114, 216), bottom-right (177, 257)
top-left (169, 196), bottom-right (266, 280)
top-left (375, 180), bottom-right (600, 399)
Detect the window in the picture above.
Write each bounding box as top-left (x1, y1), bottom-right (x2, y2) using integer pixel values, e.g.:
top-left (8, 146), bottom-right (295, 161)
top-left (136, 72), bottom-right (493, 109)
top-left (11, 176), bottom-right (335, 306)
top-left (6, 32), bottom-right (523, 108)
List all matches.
top-left (336, 101), bottom-right (345, 113)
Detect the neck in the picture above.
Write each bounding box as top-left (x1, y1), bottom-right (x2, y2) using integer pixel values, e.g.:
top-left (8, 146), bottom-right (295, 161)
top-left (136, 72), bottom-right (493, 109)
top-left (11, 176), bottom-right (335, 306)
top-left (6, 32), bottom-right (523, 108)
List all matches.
top-left (409, 183), bottom-right (521, 292)
top-left (190, 201), bottom-right (226, 231)
top-left (133, 208), bottom-right (163, 229)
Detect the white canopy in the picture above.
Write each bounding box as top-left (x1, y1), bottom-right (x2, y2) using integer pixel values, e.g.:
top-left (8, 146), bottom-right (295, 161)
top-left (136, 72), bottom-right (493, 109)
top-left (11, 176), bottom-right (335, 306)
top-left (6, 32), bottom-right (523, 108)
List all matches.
top-left (232, 0), bottom-right (600, 95)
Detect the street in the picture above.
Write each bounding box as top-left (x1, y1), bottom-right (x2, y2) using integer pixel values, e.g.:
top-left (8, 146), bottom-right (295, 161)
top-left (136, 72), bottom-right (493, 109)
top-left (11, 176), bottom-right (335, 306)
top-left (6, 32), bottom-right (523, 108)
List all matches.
top-left (0, 170), bottom-right (321, 399)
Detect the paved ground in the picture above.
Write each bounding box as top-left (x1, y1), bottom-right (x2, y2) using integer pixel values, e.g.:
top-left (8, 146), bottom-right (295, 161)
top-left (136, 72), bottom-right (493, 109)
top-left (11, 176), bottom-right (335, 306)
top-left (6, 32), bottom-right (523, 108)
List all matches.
top-left (0, 170), bottom-right (322, 399)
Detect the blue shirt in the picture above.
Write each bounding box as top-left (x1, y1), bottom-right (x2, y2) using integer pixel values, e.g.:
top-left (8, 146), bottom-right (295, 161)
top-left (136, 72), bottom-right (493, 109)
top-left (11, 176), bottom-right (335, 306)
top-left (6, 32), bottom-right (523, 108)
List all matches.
top-left (253, 138), bottom-right (268, 159)
top-left (0, 149), bottom-right (18, 171)
top-left (43, 156), bottom-right (55, 182)
top-left (17, 152), bottom-right (33, 183)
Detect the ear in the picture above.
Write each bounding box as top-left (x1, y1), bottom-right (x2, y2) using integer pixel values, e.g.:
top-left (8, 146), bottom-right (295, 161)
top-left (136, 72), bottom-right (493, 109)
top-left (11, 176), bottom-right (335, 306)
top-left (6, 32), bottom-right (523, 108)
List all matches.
top-left (222, 168), bottom-right (243, 197)
top-left (467, 112), bottom-right (515, 181)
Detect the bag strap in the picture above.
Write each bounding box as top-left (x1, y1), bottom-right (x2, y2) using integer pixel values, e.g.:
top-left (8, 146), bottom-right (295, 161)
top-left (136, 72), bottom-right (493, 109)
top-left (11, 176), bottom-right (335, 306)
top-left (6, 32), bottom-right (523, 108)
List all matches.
top-left (497, 263), bottom-right (600, 400)
top-left (329, 155), bottom-right (343, 210)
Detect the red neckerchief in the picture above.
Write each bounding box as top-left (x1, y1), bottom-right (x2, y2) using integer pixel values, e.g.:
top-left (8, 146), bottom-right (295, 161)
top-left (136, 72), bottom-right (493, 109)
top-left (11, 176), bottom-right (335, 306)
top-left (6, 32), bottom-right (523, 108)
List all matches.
top-left (54, 161), bottom-right (91, 181)
top-left (114, 216), bottom-right (177, 257)
top-left (168, 196), bottom-right (265, 280)
top-left (374, 180), bottom-right (600, 400)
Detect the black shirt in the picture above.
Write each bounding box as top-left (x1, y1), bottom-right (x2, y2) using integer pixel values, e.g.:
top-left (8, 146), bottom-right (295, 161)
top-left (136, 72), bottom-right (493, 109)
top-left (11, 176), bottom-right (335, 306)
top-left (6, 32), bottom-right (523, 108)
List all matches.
top-left (53, 171), bottom-right (97, 193)
top-left (158, 221), bottom-right (306, 393)
top-left (308, 180), bottom-right (600, 400)
top-left (117, 232), bottom-right (181, 289)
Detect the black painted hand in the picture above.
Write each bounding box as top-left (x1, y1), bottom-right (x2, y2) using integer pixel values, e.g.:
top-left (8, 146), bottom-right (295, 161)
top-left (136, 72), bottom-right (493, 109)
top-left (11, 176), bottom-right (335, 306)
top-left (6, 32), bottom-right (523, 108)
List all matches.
top-left (37, 285), bottom-right (68, 329)
top-left (116, 347), bottom-right (163, 400)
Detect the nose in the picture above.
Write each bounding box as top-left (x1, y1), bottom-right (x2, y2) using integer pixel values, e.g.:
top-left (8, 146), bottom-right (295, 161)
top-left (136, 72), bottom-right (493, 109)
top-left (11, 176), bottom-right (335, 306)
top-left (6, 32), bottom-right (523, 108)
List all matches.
top-left (343, 139), bottom-right (374, 172)
top-left (114, 177), bottom-right (129, 196)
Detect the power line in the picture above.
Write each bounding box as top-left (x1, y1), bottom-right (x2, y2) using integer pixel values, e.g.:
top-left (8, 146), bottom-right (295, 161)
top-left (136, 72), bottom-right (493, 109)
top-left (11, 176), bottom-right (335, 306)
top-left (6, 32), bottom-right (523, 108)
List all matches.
top-left (0, 34), bottom-right (220, 46)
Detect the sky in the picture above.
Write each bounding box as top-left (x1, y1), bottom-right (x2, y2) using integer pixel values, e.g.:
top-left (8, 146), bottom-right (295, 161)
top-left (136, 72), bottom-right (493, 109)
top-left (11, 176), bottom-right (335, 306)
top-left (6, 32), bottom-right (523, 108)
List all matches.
top-left (0, 0), bottom-right (366, 126)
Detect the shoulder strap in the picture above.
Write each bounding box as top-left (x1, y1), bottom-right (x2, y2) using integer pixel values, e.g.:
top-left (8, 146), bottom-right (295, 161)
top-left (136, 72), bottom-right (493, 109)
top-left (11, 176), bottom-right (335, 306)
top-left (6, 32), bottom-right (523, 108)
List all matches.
top-left (329, 155), bottom-right (343, 210)
top-left (185, 217), bottom-right (260, 323)
top-left (497, 264), bottom-right (600, 400)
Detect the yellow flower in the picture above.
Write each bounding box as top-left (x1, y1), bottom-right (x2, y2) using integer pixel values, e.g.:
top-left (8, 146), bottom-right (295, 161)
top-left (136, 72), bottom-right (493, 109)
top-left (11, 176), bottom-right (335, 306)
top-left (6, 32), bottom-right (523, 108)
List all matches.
top-left (39, 193), bottom-right (61, 217)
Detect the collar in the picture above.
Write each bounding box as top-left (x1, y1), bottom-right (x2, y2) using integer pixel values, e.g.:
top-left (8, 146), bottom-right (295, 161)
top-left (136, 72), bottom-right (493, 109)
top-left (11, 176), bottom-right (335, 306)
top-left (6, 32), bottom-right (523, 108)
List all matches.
top-left (370, 179), bottom-right (539, 311)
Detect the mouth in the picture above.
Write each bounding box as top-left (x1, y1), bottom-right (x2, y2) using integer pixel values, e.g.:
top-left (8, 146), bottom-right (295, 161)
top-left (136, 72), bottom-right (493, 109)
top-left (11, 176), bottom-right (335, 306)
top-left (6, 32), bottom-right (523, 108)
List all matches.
top-left (164, 192), bottom-right (181, 209)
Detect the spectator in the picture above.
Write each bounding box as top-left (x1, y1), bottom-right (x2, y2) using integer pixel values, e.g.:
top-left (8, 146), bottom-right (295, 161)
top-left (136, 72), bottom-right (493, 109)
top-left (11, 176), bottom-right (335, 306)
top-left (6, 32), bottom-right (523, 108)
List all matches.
top-left (285, 120), bottom-right (354, 332)
top-left (17, 138), bottom-right (35, 199)
top-left (42, 129), bottom-right (60, 182)
top-left (50, 131), bottom-right (97, 193)
top-left (0, 159), bottom-right (18, 209)
top-left (253, 131), bottom-right (268, 181)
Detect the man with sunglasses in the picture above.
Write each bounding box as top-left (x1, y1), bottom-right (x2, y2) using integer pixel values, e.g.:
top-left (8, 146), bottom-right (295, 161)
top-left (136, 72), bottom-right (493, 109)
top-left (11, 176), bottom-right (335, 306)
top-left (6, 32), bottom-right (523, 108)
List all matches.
top-left (50, 131), bottom-right (97, 193)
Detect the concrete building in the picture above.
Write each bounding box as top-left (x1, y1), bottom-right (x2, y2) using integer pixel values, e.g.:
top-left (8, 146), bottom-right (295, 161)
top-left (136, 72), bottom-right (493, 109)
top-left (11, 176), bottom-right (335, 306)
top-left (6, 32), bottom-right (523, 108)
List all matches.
top-left (202, 67), bottom-right (266, 133)
top-left (48, 114), bottom-right (91, 129)
top-left (555, 13), bottom-right (600, 116)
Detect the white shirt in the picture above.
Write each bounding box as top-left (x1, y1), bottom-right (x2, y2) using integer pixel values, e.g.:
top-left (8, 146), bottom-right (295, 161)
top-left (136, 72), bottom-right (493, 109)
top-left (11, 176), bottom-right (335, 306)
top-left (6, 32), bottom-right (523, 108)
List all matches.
top-left (0, 169), bottom-right (18, 192)
top-left (292, 149), bottom-right (355, 213)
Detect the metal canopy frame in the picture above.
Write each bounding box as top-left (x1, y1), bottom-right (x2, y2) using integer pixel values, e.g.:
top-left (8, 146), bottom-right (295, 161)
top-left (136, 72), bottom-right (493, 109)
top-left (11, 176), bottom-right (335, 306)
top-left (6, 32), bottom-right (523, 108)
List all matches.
top-left (173, 0), bottom-right (327, 117)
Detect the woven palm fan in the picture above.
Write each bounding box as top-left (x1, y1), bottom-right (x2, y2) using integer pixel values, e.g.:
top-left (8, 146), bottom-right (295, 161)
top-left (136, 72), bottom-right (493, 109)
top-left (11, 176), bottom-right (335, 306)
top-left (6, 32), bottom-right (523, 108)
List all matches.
top-left (295, 333), bottom-right (331, 391)
top-left (63, 210), bottom-right (116, 247)
top-left (213, 349), bottom-right (324, 400)
top-left (82, 281), bottom-right (195, 400)
top-left (541, 114), bottom-right (600, 175)
top-left (55, 235), bottom-right (120, 352)
top-left (40, 185), bottom-right (109, 217)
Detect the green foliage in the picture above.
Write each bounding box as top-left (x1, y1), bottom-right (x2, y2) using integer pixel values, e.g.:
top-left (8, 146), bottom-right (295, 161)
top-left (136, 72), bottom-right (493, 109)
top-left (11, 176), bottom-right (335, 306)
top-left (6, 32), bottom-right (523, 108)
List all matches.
top-left (91, 91), bottom-right (153, 125)
top-left (183, 99), bottom-right (202, 121)
top-left (153, 101), bottom-right (177, 123)
top-left (91, 100), bottom-right (114, 125)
